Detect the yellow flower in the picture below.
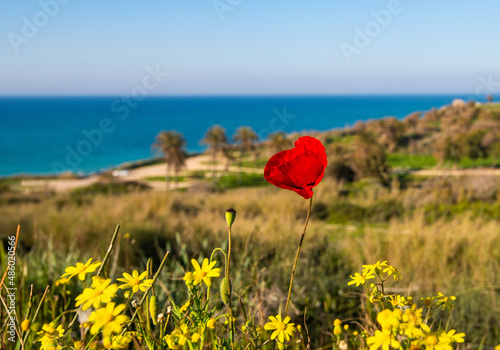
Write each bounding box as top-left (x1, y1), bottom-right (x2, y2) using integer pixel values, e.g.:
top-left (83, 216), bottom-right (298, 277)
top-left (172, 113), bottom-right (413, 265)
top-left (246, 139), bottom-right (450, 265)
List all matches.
top-left (191, 333), bottom-right (201, 343)
top-left (401, 306), bottom-right (424, 337)
top-left (420, 334), bottom-right (452, 350)
top-left (117, 270), bottom-right (153, 293)
top-left (367, 329), bottom-right (401, 350)
top-left (435, 292), bottom-right (456, 312)
top-left (61, 258), bottom-right (101, 281)
top-left (377, 309), bottom-right (400, 330)
top-left (164, 327), bottom-right (188, 349)
top-left (55, 277), bottom-right (69, 287)
top-left (89, 302), bottom-right (129, 337)
top-left (348, 272), bottom-right (375, 287)
top-left (36, 323), bottom-right (65, 350)
top-left (206, 319), bottom-right (216, 329)
top-left (362, 261), bottom-right (388, 275)
top-left (439, 330), bottom-right (465, 344)
top-left (75, 276), bottom-right (118, 310)
top-left (106, 332), bottom-right (133, 349)
top-left (421, 297), bottom-right (433, 307)
top-left (383, 265), bottom-right (401, 281)
top-left (191, 258), bottom-right (221, 287)
top-left (21, 319), bottom-right (30, 331)
top-left (333, 319), bottom-right (342, 326)
top-left (183, 272), bottom-right (195, 288)
top-left (179, 300), bottom-right (191, 313)
top-left (264, 314), bottom-right (296, 343)
top-left (495, 345), bottom-right (500, 350)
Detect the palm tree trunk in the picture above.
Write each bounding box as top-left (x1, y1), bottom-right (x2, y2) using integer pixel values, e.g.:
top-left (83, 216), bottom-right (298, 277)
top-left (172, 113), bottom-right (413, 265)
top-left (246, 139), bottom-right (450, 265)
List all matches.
top-left (165, 160), bottom-right (171, 190)
top-left (237, 150), bottom-right (244, 184)
top-left (212, 148), bottom-right (217, 185)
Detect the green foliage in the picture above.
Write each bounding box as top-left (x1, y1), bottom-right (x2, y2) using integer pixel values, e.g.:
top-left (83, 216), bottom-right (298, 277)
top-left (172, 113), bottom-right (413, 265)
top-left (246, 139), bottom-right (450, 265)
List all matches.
top-left (145, 176), bottom-right (186, 182)
top-left (213, 172), bottom-right (269, 190)
top-left (387, 154), bottom-right (437, 169)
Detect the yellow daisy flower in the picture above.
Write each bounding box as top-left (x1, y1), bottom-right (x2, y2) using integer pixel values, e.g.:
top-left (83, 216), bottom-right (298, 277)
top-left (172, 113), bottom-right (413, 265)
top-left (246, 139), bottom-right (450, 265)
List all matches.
top-left (348, 272), bottom-right (375, 287)
top-left (61, 258), bottom-right (101, 281)
top-left (36, 323), bottom-right (65, 350)
top-left (191, 258), bottom-right (221, 287)
top-left (264, 314), bottom-right (296, 343)
top-left (89, 302), bottom-right (129, 337)
top-left (206, 318), bottom-right (216, 329)
top-left (367, 329), bottom-right (401, 350)
top-left (75, 276), bottom-right (118, 310)
top-left (116, 270), bottom-right (153, 293)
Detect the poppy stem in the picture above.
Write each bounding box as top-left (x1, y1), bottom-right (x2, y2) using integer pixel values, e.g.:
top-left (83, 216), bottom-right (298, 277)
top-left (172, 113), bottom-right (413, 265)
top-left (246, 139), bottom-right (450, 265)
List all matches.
top-left (285, 195), bottom-right (313, 316)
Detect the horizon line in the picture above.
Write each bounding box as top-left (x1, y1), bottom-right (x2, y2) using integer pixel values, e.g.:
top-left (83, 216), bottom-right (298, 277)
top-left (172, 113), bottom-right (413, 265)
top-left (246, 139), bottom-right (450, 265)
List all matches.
top-left (0, 93), bottom-right (495, 98)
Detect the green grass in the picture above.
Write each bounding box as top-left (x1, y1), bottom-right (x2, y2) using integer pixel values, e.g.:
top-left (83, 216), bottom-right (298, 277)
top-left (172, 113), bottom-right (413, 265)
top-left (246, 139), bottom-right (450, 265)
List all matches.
top-left (214, 171), bottom-right (268, 189)
top-left (387, 153), bottom-right (437, 169)
top-left (456, 156), bottom-right (499, 168)
top-left (326, 134), bottom-right (355, 145)
top-left (145, 176), bottom-right (186, 182)
top-left (231, 157), bottom-right (268, 168)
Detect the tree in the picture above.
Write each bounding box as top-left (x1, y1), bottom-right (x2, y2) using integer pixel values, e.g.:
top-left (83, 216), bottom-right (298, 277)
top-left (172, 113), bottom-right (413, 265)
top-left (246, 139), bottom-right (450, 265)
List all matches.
top-left (233, 126), bottom-right (259, 166)
top-left (267, 131), bottom-right (292, 153)
top-left (153, 130), bottom-right (187, 189)
top-left (201, 125), bottom-right (228, 181)
top-left (351, 132), bottom-right (391, 187)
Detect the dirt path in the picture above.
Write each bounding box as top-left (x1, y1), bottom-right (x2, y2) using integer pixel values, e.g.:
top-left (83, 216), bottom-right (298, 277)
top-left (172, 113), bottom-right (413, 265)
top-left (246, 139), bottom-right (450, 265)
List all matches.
top-left (411, 168), bottom-right (500, 177)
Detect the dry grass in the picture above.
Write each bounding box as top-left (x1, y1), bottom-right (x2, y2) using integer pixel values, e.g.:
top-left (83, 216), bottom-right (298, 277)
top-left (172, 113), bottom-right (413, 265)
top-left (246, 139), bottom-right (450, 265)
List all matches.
top-left (1, 176), bottom-right (499, 345)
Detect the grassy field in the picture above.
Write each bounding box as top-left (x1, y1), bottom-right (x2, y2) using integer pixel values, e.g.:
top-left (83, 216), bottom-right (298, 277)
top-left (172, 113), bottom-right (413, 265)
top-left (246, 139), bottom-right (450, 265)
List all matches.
top-left (1, 173), bottom-right (499, 347)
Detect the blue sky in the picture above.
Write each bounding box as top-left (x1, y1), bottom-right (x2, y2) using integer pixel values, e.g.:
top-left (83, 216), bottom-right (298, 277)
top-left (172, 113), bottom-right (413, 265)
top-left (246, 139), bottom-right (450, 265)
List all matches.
top-left (0, 0), bottom-right (499, 95)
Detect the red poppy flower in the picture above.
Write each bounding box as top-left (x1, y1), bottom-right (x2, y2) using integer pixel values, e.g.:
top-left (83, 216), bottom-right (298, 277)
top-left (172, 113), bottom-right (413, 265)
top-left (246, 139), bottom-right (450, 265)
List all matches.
top-left (264, 136), bottom-right (327, 199)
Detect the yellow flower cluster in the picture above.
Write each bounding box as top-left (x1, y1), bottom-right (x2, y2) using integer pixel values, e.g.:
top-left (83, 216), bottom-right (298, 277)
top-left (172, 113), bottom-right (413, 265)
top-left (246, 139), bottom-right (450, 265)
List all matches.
top-left (366, 304), bottom-right (465, 350)
top-left (36, 323), bottom-right (65, 350)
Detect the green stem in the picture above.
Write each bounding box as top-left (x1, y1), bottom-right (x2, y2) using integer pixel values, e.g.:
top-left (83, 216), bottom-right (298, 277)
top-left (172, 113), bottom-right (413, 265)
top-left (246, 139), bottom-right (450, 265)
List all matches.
top-left (22, 286), bottom-right (49, 345)
top-left (123, 251), bottom-right (170, 333)
top-left (96, 224), bottom-right (121, 276)
top-left (285, 195), bottom-right (313, 316)
top-left (67, 225), bottom-right (121, 332)
top-left (226, 225), bottom-right (235, 350)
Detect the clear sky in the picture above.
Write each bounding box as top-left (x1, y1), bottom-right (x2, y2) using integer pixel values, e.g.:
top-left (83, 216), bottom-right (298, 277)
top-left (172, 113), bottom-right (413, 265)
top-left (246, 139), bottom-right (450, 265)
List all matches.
top-left (0, 0), bottom-right (499, 95)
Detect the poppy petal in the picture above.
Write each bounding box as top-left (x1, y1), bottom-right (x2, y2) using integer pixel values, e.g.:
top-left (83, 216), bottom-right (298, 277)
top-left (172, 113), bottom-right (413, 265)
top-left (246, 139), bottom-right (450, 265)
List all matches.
top-left (264, 136), bottom-right (327, 199)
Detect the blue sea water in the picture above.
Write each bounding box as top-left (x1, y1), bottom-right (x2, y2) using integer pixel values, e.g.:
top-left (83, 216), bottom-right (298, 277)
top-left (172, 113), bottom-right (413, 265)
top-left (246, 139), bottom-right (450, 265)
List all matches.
top-left (0, 95), bottom-right (492, 176)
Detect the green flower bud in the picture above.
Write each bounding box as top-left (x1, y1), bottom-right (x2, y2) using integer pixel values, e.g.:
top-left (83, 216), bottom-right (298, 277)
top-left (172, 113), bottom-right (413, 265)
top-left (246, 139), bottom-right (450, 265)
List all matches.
top-left (220, 277), bottom-right (232, 305)
top-left (225, 208), bottom-right (236, 227)
top-left (149, 295), bottom-right (158, 325)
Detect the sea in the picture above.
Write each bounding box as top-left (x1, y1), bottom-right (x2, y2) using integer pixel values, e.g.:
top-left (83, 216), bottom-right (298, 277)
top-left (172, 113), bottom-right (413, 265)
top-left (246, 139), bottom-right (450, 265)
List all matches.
top-left (0, 95), bottom-right (493, 177)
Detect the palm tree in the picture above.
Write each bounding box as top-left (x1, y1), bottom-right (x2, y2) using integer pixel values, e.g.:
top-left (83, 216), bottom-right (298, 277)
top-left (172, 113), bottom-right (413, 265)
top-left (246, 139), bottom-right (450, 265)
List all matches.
top-left (233, 126), bottom-right (259, 163)
top-left (233, 126), bottom-right (259, 183)
top-left (201, 125), bottom-right (228, 181)
top-left (267, 131), bottom-right (292, 153)
top-left (153, 130), bottom-right (187, 189)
